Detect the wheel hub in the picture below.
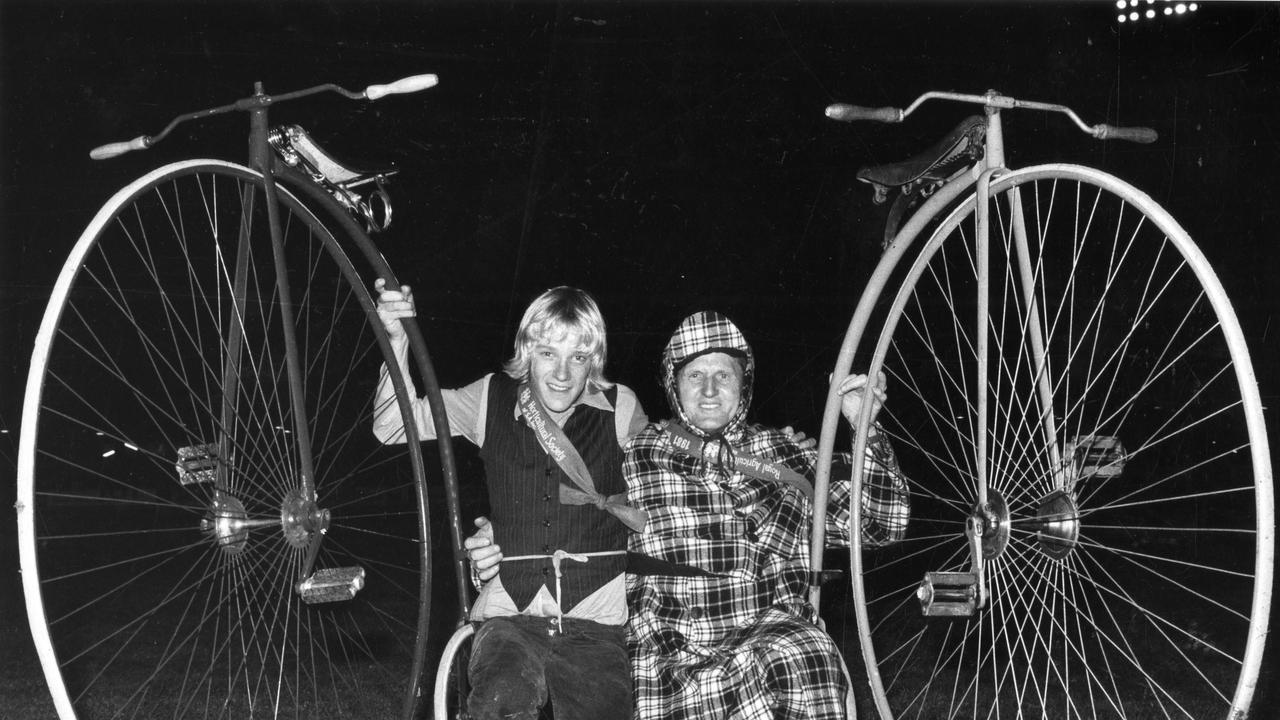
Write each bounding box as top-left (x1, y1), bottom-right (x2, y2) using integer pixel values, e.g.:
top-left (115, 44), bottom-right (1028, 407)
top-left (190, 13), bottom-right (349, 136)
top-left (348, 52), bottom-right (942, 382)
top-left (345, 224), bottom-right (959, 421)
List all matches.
top-left (200, 489), bottom-right (330, 555)
top-left (1035, 489), bottom-right (1080, 559)
top-left (201, 494), bottom-right (249, 554)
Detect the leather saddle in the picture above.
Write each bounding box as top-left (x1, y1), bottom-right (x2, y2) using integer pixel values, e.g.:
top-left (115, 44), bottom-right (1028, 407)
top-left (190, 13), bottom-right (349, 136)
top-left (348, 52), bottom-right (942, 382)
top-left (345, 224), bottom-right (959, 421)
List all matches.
top-left (857, 115), bottom-right (987, 205)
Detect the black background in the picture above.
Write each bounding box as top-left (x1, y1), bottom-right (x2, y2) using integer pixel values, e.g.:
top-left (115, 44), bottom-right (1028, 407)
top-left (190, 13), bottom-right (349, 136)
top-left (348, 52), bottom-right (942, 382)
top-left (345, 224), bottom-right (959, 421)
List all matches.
top-left (2, 1), bottom-right (1277, 716)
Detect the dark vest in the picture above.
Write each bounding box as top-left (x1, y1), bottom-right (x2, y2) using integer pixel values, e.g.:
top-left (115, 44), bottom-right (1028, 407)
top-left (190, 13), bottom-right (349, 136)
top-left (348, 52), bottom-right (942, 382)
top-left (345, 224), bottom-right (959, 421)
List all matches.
top-left (480, 373), bottom-right (629, 611)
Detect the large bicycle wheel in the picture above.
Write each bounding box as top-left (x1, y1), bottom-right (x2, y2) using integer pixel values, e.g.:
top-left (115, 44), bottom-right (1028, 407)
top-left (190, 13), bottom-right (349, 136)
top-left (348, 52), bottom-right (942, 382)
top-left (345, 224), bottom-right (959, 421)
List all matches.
top-left (18, 160), bottom-right (432, 719)
top-left (845, 165), bottom-right (1272, 719)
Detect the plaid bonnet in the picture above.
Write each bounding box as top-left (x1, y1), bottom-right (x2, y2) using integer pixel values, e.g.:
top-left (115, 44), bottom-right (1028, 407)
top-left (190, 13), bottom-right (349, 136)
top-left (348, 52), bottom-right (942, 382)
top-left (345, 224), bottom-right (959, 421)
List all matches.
top-left (661, 311), bottom-right (755, 439)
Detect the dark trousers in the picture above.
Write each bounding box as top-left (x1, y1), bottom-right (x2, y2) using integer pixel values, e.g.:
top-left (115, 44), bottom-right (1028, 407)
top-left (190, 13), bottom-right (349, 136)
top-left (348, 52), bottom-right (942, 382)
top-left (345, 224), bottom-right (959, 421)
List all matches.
top-left (467, 615), bottom-right (632, 720)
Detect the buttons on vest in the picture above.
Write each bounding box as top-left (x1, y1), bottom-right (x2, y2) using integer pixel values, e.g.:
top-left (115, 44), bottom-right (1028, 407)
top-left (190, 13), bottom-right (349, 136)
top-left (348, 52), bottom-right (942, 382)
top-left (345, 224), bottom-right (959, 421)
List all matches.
top-left (543, 493), bottom-right (552, 502)
top-left (545, 468), bottom-right (554, 476)
top-left (543, 519), bottom-right (552, 527)
top-left (543, 544), bottom-right (551, 553)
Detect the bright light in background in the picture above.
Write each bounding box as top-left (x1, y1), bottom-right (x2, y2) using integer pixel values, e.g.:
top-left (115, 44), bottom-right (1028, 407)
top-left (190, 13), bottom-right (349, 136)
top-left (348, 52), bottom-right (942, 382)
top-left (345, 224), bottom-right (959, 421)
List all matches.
top-left (102, 449), bottom-right (116, 458)
top-left (1117, 0), bottom-right (1197, 24)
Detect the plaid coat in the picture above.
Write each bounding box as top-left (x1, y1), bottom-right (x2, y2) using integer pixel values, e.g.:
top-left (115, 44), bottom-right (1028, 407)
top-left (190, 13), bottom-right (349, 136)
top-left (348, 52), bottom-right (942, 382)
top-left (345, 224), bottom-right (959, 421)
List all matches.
top-left (627, 311), bottom-right (909, 720)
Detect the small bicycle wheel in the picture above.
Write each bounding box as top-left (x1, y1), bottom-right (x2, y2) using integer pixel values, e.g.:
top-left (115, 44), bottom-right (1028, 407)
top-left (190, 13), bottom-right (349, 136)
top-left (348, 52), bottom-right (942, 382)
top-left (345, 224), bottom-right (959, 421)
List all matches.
top-left (846, 164), bottom-right (1272, 719)
top-left (433, 623), bottom-right (475, 720)
top-left (18, 160), bottom-right (432, 719)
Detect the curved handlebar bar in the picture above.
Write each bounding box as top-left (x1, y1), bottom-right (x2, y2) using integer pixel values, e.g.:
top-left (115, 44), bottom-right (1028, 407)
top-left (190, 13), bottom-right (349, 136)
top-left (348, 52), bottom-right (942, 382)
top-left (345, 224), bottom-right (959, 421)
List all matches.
top-left (824, 90), bottom-right (1157, 144)
top-left (89, 73), bottom-right (440, 160)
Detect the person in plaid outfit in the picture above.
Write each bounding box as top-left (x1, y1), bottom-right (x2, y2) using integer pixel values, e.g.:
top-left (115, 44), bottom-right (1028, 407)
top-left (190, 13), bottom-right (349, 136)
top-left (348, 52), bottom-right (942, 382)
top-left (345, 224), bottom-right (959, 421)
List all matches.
top-left (626, 310), bottom-right (909, 720)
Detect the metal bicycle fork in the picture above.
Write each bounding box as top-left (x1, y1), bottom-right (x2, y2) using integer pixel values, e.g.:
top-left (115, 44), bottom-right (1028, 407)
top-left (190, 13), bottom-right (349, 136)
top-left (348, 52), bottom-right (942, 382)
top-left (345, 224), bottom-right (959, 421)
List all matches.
top-left (915, 98), bottom-right (1114, 617)
top-left (185, 82), bottom-right (364, 604)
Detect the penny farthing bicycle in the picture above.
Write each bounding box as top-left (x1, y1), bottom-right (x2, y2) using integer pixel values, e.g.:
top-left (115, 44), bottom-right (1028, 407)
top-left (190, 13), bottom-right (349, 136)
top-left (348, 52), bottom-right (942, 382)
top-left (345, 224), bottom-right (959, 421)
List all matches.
top-left (811, 90), bottom-right (1273, 720)
top-left (16, 75), bottom-right (471, 719)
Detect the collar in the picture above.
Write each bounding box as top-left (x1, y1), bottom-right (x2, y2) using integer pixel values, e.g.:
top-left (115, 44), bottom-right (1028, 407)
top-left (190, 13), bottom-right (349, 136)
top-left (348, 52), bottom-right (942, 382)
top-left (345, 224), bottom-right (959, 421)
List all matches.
top-left (512, 381), bottom-right (614, 421)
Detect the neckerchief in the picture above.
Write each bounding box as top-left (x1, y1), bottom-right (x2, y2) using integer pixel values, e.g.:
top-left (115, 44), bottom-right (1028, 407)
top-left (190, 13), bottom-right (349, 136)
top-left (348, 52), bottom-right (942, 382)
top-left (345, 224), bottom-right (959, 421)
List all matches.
top-left (664, 422), bottom-right (814, 502)
top-left (518, 382), bottom-right (648, 532)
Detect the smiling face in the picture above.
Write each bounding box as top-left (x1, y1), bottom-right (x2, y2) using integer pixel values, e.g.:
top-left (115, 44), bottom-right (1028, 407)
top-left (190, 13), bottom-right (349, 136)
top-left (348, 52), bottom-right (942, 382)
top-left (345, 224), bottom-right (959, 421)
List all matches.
top-left (676, 352), bottom-right (744, 434)
top-left (528, 329), bottom-right (592, 413)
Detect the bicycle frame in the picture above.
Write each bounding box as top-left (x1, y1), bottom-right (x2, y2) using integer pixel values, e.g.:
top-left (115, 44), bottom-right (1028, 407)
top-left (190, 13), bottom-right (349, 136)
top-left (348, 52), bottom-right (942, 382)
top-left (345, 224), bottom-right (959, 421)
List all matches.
top-left (810, 92), bottom-right (1139, 612)
top-left (53, 74), bottom-right (467, 719)
top-left (813, 88), bottom-right (1273, 720)
top-left (252, 84), bottom-right (474, 715)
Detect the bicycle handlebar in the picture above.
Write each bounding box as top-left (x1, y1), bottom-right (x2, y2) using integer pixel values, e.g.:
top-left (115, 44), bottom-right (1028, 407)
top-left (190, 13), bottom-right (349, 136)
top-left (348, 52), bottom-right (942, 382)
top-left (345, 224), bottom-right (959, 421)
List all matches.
top-left (824, 90), bottom-right (1158, 144)
top-left (89, 73), bottom-right (440, 160)
top-left (1093, 123), bottom-right (1158, 144)
top-left (364, 73), bottom-right (438, 100)
top-left (89, 135), bottom-right (151, 161)
top-left (825, 104), bottom-right (902, 123)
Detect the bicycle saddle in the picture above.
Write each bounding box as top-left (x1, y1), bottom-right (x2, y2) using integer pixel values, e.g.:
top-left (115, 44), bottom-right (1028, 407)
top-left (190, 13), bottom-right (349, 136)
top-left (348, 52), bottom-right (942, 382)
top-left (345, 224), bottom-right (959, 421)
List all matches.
top-left (270, 125), bottom-right (397, 182)
top-left (857, 115), bottom-right (986, 204)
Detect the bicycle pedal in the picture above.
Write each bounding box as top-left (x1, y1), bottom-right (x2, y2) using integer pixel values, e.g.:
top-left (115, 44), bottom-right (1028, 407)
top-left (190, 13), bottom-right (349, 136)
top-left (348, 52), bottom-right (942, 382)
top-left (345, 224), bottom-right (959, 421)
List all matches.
top-left (917, 571), bottom-right (978, 617)
top-left (1065, 435), bottom-right (1126, 484)
top-left (176, 444), bottom-right (220, 485)
top-left (297, 566), bottom-right (366, 604)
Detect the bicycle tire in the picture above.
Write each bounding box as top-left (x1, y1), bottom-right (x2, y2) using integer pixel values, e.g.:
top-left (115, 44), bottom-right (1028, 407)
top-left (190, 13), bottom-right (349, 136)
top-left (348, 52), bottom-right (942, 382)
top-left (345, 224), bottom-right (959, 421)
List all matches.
top-left (829, 164), bottom-right (1272, 720)
top-left (18, 159), bottom-right (434, 720)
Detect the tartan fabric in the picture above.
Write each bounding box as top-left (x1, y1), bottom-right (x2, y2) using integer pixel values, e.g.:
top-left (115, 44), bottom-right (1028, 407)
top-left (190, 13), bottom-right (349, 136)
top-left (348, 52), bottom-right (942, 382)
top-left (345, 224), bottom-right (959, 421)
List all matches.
top-left (632, 606), bottom-right (846, 720)
top-left (626, 310), bottom-right (909, 720)
top-left (626, 422), bottom-right (910, 719)
top-left (859, 432), bottom-right (911, 546)
top-left (660, 310), bottom-right (754, 440)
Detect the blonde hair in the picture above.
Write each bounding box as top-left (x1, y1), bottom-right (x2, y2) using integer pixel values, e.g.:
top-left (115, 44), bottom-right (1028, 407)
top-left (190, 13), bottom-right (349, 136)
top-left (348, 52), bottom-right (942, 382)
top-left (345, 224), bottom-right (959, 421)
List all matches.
top-left (503, 287), bottom-right (612, 388)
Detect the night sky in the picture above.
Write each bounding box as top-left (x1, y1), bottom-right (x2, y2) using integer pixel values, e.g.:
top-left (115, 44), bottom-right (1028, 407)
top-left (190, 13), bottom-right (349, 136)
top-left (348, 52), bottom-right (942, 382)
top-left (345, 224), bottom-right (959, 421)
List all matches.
top-left (2, 1), bottom-right (1278, 716)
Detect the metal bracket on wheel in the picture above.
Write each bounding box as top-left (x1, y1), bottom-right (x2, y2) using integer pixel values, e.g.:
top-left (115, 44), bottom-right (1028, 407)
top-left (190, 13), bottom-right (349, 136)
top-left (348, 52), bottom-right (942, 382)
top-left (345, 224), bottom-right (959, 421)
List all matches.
top-left (297, 566), bottom-right (366, 604)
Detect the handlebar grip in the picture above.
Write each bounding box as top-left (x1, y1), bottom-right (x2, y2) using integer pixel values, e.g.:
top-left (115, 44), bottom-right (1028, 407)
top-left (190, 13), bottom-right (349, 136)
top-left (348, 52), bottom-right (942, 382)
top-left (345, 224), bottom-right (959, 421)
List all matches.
top-left (825, 103), bottom-right (902, 123)
top-left (1095, 124), bottom-right (1158, 144)
top-left (90, 135), bottom-right (150, 160)
top-left (365, 73), bottom-right (439, 100)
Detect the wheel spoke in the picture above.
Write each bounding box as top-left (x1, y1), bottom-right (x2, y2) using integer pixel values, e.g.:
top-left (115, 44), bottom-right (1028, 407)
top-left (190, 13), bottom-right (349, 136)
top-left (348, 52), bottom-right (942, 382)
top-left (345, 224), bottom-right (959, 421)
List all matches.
top-left (846, 167), bottom-right (1271, 720)
top-left (19, 163), bottom-right (432, 719)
